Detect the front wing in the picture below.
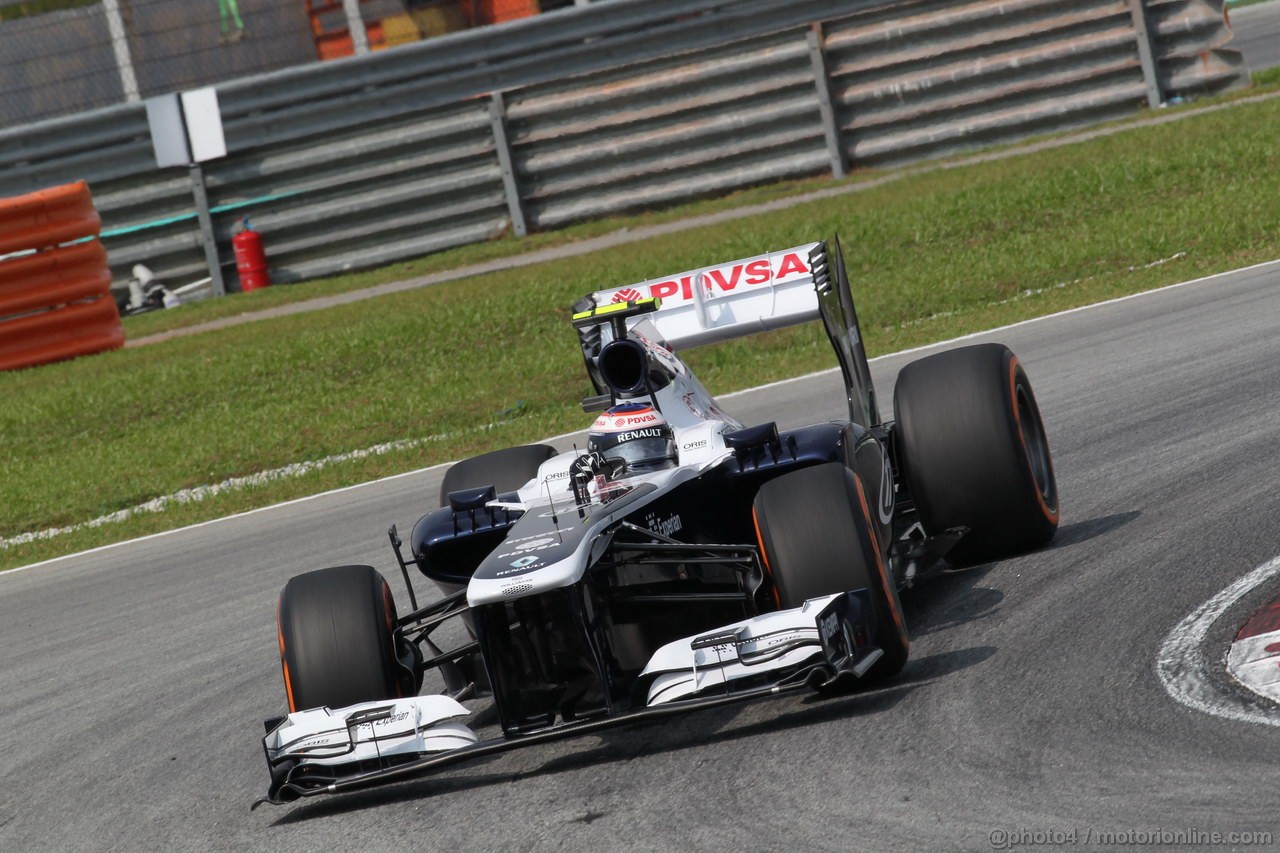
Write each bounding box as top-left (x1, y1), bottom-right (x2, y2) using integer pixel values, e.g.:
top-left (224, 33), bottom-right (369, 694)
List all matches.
top-left (254, 590), bottom-right (882, 807)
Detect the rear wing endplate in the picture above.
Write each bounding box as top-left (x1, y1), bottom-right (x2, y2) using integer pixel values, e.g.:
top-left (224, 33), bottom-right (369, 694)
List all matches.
top-left (810, 235), bottom-right (879, 428)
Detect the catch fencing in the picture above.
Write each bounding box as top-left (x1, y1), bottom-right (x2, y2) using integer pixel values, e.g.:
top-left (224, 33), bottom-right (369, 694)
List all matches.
top-left (0, 0), bottom-right (1249, 296)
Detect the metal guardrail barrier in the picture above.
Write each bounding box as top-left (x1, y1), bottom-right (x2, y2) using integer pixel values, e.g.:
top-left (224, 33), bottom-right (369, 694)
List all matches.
top-left (0, 0), bottom-right (1249, 296)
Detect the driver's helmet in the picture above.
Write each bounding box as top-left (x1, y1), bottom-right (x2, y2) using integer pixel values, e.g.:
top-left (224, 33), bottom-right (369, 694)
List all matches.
top-left (588, 403), bottom-right (678, 474)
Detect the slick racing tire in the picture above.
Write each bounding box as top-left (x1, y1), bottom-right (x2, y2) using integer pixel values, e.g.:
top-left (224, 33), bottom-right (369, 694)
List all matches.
top-left (893, 343), bottom-right (1058, 566)
top-left (277, 565), bottom-right (404, 713)
top-left (753, 463), bottom-right (908, 681)
top-left (439, 444), bottom-right (558, 506)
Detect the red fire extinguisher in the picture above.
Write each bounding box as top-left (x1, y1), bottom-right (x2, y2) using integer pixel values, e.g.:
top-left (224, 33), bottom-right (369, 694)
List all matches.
top-left (232, 216), bottom-right (271, 292)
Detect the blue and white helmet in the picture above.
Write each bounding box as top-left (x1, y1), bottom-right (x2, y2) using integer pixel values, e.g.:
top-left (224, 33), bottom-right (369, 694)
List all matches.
top-left (588, 402), bottom-right (678, 474)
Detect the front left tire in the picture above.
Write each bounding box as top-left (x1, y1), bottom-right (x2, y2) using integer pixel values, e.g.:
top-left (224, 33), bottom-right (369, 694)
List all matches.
top-left (753, 463), bottom-right (909, 681)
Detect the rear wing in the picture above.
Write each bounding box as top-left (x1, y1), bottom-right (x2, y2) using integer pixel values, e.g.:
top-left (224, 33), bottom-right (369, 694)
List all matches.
top-left (573, 236), bottom-right (880, 428)
top-left (581, 243), bottom-right (820, 350)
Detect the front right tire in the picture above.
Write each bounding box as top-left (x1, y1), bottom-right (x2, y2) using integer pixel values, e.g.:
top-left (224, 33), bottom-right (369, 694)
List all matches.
top-left (277, 564), bottom-right (403, 712)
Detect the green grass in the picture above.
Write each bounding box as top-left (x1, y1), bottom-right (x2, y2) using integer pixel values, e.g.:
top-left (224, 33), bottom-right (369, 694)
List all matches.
top-left (1255, 66), bottom-right (1280, 88)
top-left (4, 94), bottom-right (1280, 571)
top-left (116, 171), bottom-right (855, 341)
top-left (119, 90), bottom-right (1280, 343)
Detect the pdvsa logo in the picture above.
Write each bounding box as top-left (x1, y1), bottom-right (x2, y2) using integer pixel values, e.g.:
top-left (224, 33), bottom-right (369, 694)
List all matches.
top-left (615, 414), bottom-right (657, 427)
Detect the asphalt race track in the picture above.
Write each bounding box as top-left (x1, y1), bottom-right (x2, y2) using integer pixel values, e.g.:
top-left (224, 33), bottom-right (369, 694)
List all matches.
top-left (1233, 1), bottom-right (1280, 74)
top-left (4, 259), bottom-right (1280, 852)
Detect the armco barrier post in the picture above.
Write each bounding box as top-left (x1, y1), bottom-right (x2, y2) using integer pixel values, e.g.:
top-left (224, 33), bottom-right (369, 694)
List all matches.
top-left (189, 163), bottom-right (227, 296)
top-left (0, 181), bottom-right (124, 371)
top-left (806, 22), bottom-right (847, 180)
top-left (489, 91), bottom-right (528, 238)
top-left (1128, 0), bottom-right (1165, 107)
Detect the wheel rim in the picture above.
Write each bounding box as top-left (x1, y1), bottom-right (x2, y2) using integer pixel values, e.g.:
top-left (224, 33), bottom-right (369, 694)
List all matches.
top-left (1015, 384), bottom-right (1054, 506)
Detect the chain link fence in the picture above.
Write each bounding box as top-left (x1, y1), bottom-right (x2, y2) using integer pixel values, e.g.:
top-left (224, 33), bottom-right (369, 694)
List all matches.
top-left (0, 0), bottom-right (585, 125)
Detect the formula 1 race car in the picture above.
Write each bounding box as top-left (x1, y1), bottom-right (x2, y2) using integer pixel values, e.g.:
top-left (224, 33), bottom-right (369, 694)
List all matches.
top-left (254, 236), bottom-right (1059, 807)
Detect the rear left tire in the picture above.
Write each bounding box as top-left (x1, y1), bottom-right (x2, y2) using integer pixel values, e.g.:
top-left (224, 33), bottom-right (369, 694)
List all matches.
top-left (893, 343), bottom-right (1058, 565)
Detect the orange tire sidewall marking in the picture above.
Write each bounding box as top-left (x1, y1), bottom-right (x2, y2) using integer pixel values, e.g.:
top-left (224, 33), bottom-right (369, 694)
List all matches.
top-left (852, 474), bottom-right (908, 651)
top-left (1007, 355), bottom-right (1059, 524)
top-left (382, 580), bottom-right (403, 698)
top-left (277, 597), bottom-right (298, 713)
top-left (751, 505), bottom-right (782, 609)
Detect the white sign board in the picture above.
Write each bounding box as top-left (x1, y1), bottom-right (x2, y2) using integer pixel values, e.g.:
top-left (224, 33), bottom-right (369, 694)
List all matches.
top-left (145, 94), bottom-right (190, 168)
top-left (145, 87), bottom-right (227, 168)
top-left (181, 87), bottom-right (227, 163)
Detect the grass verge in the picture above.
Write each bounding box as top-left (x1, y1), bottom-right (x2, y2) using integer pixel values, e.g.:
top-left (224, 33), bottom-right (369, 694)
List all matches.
top-left (118, 89), bottom-right (1280, 343)
top-left (3, 94), bottom-right (1279, 571)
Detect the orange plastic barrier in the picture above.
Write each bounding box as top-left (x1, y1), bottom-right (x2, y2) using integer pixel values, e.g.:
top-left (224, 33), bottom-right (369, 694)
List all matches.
top-left (0, 297), bottom-right (124, 372)
top-left (0, 181), bottom-right (122, 371)
top-left (0, 181), bottom-right (101, 256)
top-left (0, 241), bottom-right (111, 317)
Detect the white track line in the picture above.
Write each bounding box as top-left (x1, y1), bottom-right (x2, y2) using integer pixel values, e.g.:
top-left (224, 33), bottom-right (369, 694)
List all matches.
top-left (5, 256), bottom-right (1280, 577)
top-left (1155, 556), bottom-right (1280, 727)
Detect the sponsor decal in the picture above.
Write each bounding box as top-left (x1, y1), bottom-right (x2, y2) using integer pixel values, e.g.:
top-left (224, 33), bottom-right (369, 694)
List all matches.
top-left (513, 536), bottom-right (556, 552)
top-left (614, 413), bottom-right (658, 428)
top-left (759, 630), bottom-right (805, 648)
top-left (819, 612), bottom-right (840, 644)
top-left (878, 447), bottom-right (895, 525)
top-left (495, 563), bottom-right (541, 577)
top-left (634, 333), bottom-right (684, 374)
top-left (593, 406), bottom-right (662, 432)
top-left (352, 709), bottom-right (412, 732)
top-left (538, 507), bottom-right (589, 518)
top-left (643, 511), bottom-right (683, 538)
top-left (681, 439), bottom-right (708, 451)
top-left (612, 287), bottom-right (643, 303)
top-left (605, 251), bottom-right (810, 306)
top-left (496, 540), bottom-right (563, 558)
top-left (509, 556), bottom-right (539, 568)
top-left (615, 428), bottom-right (664, 442)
